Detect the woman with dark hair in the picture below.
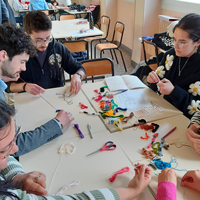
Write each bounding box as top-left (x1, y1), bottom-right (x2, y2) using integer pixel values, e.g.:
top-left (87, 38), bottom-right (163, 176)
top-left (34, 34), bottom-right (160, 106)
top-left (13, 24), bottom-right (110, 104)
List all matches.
top-left (147, 13), bottom-right (200, 119)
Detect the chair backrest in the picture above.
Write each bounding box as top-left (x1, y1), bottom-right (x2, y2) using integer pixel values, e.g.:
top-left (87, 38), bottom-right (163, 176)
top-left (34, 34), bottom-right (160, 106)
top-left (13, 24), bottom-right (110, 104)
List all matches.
top-left (63, 39), bottom-right (89, 59)
top-left (60, 14), bottom-right (76, 21)
top-left (81, 58), bottom-right (114, 82)
top-left (142, 38), bottom-right (159, 70)
top-left (111, 21), bottom-right (125, 48)
top-left (40, 10), bottom-right (49, 15)
top-left (100, 15), bottom-right (110, 38)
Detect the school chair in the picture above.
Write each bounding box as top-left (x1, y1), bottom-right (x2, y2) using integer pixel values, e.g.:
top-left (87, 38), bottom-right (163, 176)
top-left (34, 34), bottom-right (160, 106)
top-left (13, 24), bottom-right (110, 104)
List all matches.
top-left (60, 14), bottom-right (76, 21)
top-left (94, 21), bottom-right (127, 72)
top-left (62, 39), bottom-right (89, 84)
top-left (40, 10), bottom-right (49, 15)
top-left (81, 58), bottom-right (114, 83)
top-left (139, 38), bottom-right (159, 80)
top-left (85, 15), bottom-right (111, 59)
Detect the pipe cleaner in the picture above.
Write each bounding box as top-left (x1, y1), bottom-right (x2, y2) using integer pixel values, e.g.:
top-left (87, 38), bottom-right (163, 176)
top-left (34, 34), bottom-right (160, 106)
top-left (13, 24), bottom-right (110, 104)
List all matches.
top-left (152, 123), bottom-right (160, 133)
top-left (121, 112), bottom-right (134, 123)
top-left (157, 138), bottom-right (165, 156)
top-left (140, 132), bottom-right (150, 140)
top-left (79, 102), bottom-right (88, 109)
top-left (74, 124), bottom-right (84, 139)
top-left (152, 142), bottom-right (160, 154)
top-left (113, 107), bottom-right (128, 115)
top-left (141, 148), bottom-right (155, 159)
top-left (108, 167), bottom-right (130, 182)
top-left (108, 118), bottom-right (120, 125)
top-left (151, 155), bottom-right (187, 171)
top-left (80, 110), bottom-right (100, 116)
top-left (110, 99), bottom-right (118, 109)
top-left (147, 133), bottom-right (159, 149)
top-left (94, 94), bottom-right (103, 102)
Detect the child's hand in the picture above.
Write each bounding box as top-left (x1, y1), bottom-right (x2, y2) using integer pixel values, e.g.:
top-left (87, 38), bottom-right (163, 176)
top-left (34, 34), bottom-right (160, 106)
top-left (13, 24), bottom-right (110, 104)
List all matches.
top-left (158, 168), bottom-right (177, 186)
top-left (128, 165), bottom-right (152, 194)
top-left (181, 170), bottom-right (200, 192)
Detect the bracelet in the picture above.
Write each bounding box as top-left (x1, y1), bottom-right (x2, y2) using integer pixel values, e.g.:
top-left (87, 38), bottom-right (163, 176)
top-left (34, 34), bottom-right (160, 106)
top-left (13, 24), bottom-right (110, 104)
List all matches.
top-left (23, 83), bottom-right (27, 91)
top-left (54, 118), bottom-right (63, 129)
top-left (76, 72), bottom-right (82, 79)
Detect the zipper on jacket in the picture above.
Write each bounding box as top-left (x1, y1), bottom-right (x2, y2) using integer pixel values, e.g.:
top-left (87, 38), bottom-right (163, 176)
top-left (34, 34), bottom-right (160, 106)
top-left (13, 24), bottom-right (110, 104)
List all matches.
top-left (42, 69), bottom-right (44, 74)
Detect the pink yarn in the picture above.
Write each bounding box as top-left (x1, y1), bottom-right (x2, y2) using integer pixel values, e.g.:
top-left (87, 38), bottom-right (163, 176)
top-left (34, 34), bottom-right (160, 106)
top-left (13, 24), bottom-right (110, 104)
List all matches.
top-left (94, 95), bottom-right (103, 102)
top-left (108, 167), bottom-right (130, 182)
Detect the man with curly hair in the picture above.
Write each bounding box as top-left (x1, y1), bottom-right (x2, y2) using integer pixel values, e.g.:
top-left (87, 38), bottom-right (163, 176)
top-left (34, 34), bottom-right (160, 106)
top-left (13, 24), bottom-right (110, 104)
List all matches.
top-left (0, 23), bottom-right (74, 157)
top-left (6, 11), bottom-right (86, 96)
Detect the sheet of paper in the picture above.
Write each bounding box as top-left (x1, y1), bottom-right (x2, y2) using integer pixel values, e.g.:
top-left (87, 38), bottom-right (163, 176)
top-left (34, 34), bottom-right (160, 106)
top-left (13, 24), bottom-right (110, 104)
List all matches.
top-left (117, 89), bottom-right (152, 110)
top-left (105, 76), bottom-right (128, 91)
top-left (122, 75), bottom-right (147, 89)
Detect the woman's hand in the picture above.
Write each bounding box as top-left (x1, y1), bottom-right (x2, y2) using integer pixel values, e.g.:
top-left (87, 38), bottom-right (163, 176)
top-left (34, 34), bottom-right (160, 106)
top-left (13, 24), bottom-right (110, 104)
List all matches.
top-left (147, 71), bottom-right (160, 83)
top-left (158, 168), bottom-right (177, 186)
top-left (156, 78), bottom-right (174, 95)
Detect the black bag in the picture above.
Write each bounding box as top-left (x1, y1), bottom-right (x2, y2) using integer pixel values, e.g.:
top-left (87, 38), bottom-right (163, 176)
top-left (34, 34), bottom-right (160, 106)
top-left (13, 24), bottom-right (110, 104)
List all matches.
top-left (152, 32), bottom-right (173, 51)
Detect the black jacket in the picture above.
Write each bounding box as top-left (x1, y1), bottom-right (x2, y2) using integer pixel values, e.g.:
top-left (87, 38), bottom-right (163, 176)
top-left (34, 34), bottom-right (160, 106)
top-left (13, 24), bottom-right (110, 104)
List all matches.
top-left (7, 39), bottom-right (86, 90)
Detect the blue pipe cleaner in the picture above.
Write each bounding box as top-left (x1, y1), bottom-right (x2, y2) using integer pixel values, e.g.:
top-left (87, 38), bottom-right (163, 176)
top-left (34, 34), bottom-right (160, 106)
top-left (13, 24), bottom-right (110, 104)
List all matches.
top-left (113, 107), bottom-right (127, 115)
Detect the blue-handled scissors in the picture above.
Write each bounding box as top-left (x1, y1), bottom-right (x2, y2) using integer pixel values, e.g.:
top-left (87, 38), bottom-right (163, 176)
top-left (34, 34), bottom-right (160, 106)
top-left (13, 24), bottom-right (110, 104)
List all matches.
top-left (86, 141), bottom-right (117, 157)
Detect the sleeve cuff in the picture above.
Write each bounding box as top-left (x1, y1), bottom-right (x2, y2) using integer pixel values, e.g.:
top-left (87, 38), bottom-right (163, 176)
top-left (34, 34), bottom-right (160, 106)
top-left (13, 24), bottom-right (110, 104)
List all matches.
top-left (157, 181), bottom-right (176, 200)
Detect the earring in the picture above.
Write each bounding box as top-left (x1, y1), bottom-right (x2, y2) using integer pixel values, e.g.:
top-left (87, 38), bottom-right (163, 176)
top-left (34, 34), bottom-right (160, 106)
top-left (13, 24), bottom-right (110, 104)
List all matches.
top-left (196, 46), bottom-right (199, 53)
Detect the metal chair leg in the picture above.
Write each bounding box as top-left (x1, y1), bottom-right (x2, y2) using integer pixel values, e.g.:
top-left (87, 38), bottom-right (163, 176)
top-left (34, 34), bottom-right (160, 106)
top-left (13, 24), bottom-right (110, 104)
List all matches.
top-left (90, 41), bottom-right (93, 59)
top-left (113, 49), bottom-right (118, 64)
top-left (99, 40), bottom-right (105, 54)
top-left (100, 50), bottom-right (103, 58)
top-left (110, 49), bottom-right (114, 60)
top-left (118, 49), bottom-right (127, 72)
top-left (94, 44), bottom-right (97, 58)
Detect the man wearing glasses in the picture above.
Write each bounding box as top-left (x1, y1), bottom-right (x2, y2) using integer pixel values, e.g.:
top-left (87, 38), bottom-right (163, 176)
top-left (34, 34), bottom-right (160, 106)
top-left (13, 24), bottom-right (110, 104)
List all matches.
top-left (6, 10), bottom-right (86, 95)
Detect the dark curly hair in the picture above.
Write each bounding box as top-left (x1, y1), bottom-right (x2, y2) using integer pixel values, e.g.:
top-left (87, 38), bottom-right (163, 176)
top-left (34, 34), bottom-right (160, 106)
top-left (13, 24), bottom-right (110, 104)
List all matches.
top-left (0, 23), bottom-right (36, 60)
top-left (23, 11), bottom-right (52, 34)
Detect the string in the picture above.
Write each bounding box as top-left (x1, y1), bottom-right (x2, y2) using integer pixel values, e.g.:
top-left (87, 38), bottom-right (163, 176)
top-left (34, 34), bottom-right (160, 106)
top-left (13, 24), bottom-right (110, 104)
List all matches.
top-left (108, 167), bottom-right (130, 182)
top-left (20, 77), bottom-right (56, 110)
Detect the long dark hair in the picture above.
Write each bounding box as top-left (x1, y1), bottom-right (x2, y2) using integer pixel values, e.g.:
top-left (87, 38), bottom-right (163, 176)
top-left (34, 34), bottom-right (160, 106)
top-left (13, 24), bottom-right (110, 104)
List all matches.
top-left (174, 13), bottom-right (200, 53)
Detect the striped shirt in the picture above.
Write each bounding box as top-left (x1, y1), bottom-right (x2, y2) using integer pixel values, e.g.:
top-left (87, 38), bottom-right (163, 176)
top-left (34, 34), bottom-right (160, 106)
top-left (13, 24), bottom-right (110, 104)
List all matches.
top-left (0, 156), bottom-right (120, 200)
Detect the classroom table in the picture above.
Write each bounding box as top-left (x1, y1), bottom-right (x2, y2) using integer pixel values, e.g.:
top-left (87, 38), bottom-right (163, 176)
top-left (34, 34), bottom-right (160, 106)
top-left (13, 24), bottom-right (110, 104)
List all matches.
top-left (19, 8), bottom-right (57, 13)
top-left (64, 9), bottom-right (90, 18)
top-left (20, 130), bottom-right (155, 199)
top-left (113, 114), bottom-right (200, 199)
top-left (15, 86), bottom-right (107, 142)
top-left (51, 19), bottom-right (103, 39)
top-left (81, 81), bottom-right (182, 132)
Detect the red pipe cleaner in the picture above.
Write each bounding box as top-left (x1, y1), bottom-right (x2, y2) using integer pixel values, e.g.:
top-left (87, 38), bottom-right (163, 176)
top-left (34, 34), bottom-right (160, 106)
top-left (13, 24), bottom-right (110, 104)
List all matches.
top-left (108, 167), bottom-right (130, 182)
top-left (140, 132), bottom-right (150, 140)
top-left (79, 103), bottom-right (88, 109)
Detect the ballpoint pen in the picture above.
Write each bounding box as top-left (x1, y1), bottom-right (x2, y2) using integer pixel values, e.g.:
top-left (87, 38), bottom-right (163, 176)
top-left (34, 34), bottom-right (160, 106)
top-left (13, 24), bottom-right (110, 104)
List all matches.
top-left (114, 89), bottom-right (128, 95)
top-left (87, 124), bottom-right (93, 138)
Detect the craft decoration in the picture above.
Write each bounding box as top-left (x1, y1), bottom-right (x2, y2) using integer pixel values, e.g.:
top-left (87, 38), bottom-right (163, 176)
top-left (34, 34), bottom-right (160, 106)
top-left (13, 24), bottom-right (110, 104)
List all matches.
top-left (74, 124), bottom-right (84, 139)
top-left (94, 94), bottom-right (103, 102)
top-left (121, 112), bottom-right (134, 123)
top-left (140, 123), bottom-right (154, 131)
top-left (157, 138), bottom-right (165, 156)
top-left (114, 121), bottom-right (123, 131)
top-left (106, 94), bottom-right (114, 99)
top-left (141, 148), bottom-right (155, 159)
top-left (108, 118), bottom-right (120, 125)
top-left (147, 133), bottom-right (159, 149)
top-left (152, 142), bottom-right (160, 154)
top-left (140, 132), bottom-right (150, 140)
top-left (53, 180), bottom-right (79, 195)
top-left (151, 123), bottom-right (160, 133)
top-left (113, 107), bottom-right (128, 115)
top-left (58, 143), bottom-right (76, 155)
top-left (108, 167), bottom-right (130, 182)
top-left (110, 99), bottom-right (118, 109)
top-left (79, 102), bottom-right (88, 109)
top-left (80, 110), bottom-right (100, 116)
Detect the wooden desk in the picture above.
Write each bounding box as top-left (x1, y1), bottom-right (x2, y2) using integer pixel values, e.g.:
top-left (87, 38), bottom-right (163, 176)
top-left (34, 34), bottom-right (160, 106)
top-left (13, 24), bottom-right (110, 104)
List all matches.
top-left (20, 130), bottom-right (155, 199)
top-left (19, 8), bottom-right (57, 13)
top-left (15, 86), bottom-right (107, 142)
top-left (51, 19), bottom-right (103, 39)
top-left (81, 81), bottom-right (182, 132)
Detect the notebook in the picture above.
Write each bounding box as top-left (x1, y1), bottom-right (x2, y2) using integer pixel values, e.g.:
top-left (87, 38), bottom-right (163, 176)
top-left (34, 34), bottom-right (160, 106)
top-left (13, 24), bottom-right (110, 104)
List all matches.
top-left (105, 75), bottom-right (147, 92)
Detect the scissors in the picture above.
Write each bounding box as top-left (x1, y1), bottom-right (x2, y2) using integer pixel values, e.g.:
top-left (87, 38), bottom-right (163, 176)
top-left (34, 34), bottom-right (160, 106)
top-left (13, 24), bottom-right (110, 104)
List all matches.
top-left (86, 141), bottom-right (117, 157)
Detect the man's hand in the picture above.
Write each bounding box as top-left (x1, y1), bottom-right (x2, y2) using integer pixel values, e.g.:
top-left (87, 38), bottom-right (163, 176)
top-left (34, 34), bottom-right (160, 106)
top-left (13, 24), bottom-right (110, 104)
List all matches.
top-left (70, 74), bottom-right (82, 95)
top-left (128, 165), bottom-right (152, 195)
top-left (13, 172), bottom-right (48, 196)
top-left (158, 168), bottom-right (177, 186)
top-left (181, 170), bottom-right (200, 192)
top-left (156, 78), bottom-right (174, 95)
top-left (55, 110), bottom-right (74, 128)
top-left (25, 83), bottom-right (45, 95)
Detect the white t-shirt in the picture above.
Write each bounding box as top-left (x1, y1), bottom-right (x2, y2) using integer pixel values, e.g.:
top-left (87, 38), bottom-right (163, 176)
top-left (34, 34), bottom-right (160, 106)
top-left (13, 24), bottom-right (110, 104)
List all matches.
top-left (57, 0), bottom-right (71, 6)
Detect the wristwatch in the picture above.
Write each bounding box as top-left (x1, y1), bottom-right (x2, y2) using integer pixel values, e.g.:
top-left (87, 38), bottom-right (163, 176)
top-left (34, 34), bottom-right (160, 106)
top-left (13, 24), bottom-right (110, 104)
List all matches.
top-left (76, 72), bottom-right (82, 79)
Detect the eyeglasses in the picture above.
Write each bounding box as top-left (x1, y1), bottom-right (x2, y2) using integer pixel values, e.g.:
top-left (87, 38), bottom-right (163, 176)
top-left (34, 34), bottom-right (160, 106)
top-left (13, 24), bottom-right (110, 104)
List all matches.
top-left (0, 126), bottom-right (21, 159)
top-left (173, 39), bottom-right (192, 48)
top-left (31, 34), bottom-right (53, 46)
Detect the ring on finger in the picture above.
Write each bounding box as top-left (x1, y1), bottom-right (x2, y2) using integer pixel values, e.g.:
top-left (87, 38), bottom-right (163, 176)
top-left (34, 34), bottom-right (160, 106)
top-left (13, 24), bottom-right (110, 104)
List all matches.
top-left (35, 176), bottom-right (39, 180)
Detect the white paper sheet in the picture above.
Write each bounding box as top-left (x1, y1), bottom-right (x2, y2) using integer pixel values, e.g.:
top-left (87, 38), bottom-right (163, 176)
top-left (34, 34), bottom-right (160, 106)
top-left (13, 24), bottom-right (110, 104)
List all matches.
top-left (117, 89), bottom-right (152, 110)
